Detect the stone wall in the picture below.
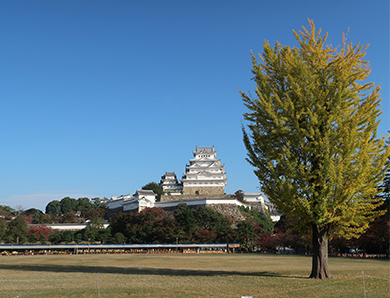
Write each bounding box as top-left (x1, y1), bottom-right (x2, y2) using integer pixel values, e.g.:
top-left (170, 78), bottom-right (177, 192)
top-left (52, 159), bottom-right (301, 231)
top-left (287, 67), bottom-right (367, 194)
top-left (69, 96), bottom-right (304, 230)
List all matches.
top-left (107, 206), bottom-right (138, 218)
top-left (160, 193), bottom-right (232, 203)
top-left (247, 202), bottom-right (266, 213)
top-left (182, 186), bottom-right (225, 196)
top-left (207, 204), bottom-right (246, 225)
top-left (164, 203), bottom-right (247, 226)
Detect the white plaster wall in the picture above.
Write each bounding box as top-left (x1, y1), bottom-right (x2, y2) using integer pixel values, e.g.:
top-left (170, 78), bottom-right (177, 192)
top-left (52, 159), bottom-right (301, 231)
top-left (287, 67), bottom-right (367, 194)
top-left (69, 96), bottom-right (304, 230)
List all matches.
top-left (243, 193), bottom-right (265, 203)
top-left (107, 199), bottom-right (124, 209)
top-left (155, 198), bottom-right (248, 209)
top-left (30, 223), bottom-right (110, 231)
top-left (123, 202), bottom-right (139, 211)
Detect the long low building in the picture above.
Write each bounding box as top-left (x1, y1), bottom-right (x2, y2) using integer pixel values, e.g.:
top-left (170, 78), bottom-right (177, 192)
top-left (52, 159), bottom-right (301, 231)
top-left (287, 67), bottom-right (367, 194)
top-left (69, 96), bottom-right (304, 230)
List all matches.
top-left (107, 192), bottom-right (249, 216)
top-left (28, 223), bottom-right (110, 231)
top-left (156, 197), bottom-right (247, 209)
top-left (0, 243), bottom-right (240, 254)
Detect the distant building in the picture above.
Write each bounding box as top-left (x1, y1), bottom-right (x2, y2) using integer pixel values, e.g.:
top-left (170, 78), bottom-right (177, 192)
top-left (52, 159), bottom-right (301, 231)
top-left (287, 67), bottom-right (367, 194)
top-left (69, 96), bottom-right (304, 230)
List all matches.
top-left (160, 172), bottom-right (182, 194)
top-left (28, 223), bottom-right (110, 231)
top-left (106, 189), bottom-right (156, 217)
top-left (243, 192), bottom-right (265, 203)
top-left (264, 201), bottom-right (281, 222)
top-left (181, 146), bottom-right (227, 196)
top-left (243, 192), bottom-right (281, 222)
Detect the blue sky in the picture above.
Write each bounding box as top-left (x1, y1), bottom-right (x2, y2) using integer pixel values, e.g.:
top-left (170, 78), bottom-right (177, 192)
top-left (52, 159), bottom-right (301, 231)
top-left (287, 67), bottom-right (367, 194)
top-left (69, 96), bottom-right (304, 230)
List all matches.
top-left (0, 0), bottom-right (389, 212)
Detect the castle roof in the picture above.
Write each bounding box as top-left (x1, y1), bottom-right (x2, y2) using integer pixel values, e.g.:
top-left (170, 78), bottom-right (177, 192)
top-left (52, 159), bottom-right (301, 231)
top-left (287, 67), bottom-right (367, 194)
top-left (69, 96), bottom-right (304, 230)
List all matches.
top-left (195, 146), bottom-right (214, 152)
top-left (135, 189), bottom-right (156, 196)
top-left (164, 172), bottom-right (176, 176)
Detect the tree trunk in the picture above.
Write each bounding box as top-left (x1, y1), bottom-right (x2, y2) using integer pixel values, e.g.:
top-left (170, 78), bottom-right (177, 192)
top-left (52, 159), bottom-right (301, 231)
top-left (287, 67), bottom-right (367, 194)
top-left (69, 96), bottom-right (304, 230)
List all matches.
top-left (310, 225), bottom-right (332, 279)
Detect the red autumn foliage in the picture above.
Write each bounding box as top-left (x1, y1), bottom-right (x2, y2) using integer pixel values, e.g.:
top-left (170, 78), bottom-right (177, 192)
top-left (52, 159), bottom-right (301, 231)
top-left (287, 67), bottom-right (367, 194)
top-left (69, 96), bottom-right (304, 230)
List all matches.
top-left (195, 228), bottom-right (217, 243)
top-left (0, 209), bottom-right (13, 220)
top-left (82, 207), bottom-right (107, 220)
top-left (27, 225), bottom-right (53, 238)
top-left (257, 232), bottom-right (277, 250)
top-left (19, 214), bottom-right (33, 224)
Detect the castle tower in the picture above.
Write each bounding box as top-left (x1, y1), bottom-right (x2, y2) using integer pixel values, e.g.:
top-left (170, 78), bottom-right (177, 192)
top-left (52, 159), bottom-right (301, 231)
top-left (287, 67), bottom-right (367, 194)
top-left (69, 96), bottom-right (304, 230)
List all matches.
top-left (181, 146), bottom-right (227, 196)
top-left (160, 172), bottom-right (182, 194)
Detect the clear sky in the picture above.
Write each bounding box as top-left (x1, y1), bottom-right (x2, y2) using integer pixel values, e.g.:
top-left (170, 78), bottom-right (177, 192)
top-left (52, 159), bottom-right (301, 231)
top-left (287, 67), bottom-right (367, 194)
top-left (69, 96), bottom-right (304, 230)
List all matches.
top-left (0, 0), bottom-right (389, 212)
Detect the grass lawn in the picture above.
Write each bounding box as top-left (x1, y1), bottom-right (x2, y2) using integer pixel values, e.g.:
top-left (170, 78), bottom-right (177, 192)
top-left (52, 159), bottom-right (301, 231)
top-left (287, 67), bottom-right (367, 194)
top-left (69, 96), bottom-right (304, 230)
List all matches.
top-left (0, 254), bottom-right (388, 297)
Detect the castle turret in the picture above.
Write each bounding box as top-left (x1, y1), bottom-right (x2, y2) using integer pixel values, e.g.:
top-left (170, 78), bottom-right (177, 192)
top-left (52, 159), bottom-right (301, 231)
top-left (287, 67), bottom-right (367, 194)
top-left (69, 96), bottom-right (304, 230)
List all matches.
top-left (160, 172), bottom-right (182, 194)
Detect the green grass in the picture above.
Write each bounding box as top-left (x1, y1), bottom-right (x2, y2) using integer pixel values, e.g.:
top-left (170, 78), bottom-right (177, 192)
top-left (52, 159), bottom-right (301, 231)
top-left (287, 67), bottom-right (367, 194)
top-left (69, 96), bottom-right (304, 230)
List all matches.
top-left (0, 254), bottom-right (388, 297)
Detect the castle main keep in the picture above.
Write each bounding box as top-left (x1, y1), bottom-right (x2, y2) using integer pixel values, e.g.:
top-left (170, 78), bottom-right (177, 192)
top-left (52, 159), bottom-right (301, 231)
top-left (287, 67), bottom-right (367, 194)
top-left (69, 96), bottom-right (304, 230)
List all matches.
top-left (160, 146), bottom-right (227, 196)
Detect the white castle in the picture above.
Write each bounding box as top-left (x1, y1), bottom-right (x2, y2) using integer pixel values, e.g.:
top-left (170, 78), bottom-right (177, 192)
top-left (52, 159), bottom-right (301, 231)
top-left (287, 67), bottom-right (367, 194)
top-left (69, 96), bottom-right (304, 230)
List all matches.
top-left (160, 146), bottom-right (227, 196)
top-left (106, 146), bottom-right (281, 221)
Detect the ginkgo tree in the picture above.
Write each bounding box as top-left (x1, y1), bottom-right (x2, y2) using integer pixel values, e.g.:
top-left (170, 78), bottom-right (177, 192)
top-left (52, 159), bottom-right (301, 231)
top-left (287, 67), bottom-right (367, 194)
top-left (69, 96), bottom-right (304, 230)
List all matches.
top-left (241, 20), bottom-right (389, 279)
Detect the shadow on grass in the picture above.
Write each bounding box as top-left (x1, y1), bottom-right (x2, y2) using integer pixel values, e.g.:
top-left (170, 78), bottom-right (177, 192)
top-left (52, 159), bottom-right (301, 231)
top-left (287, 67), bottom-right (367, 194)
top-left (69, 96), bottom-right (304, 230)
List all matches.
top-left (0, 263), bottom-right (306, 279)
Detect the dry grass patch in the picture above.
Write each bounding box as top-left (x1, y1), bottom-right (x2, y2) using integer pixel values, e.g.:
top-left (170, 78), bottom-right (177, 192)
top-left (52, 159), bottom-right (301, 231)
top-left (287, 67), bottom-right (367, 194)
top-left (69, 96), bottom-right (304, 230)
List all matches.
top-left (0, 254), bottom-right (388, 297)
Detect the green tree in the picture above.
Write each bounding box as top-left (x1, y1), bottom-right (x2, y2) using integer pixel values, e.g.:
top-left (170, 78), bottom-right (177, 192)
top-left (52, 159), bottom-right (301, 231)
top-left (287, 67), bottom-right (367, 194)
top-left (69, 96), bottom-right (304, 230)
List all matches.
top-left (110, 208), bottom-right (178, 244)
top-left (234, 190), bottom-right (245, 202)
top-left (62, 231), bottom-right (74, 244)
top-left (91, 197), bottom-right (103, 208)
top-left (86, 217), bottom-right (104, 233)
top-left (0, 206), bottom-right (15, 220)
top-left (39, 234), bottom-right (47, 244)
top-left (0, 219), bottom-right (7, 241)
top-left (241, 21), bottom-right (389, 278)
top-left (114, 232), bottom-right (126, 244)
top-left (74, 232), bottom-right (83, 244)
top-left (5, 236), bottom-right (14, 243)
top-left (49, 233), bottom-right (62, 244)
top-left (28, 234), bottom-right (38, 244)
top-left (193, 206), bottom-right (233, 242)
top-left (6, 216), bottom-right (28, 244)
top-left (77, 197), bottom-right (92, 212)
top-left (60, 197), bottom-right (78, 214)
top-left (40, 214), bottom-right (52, 223)
top-left (237, 221), bottom-right (257, 251)
top-left (142, 182), bottom-right (164, 196)
top-left (63, 211), bottom-right (78, 223)
top-left (84, 230), bottom-right (98, 243)
top-left (60, 197), bottom-right (72, 214)
top-left (238, 206), bottom-right (274, 233)
top-left (174, 203), bottom-right (197, 234)
top-left (45, 200), bottom-right (61, 216)
top-left (23, 208), bottom-right (44, 224)
top-left (0, 205), bottom-right (15, 214)
top-left (98, 228), bottom-right (113, 244)
top-left (85, 217), bottom-right (105, 243)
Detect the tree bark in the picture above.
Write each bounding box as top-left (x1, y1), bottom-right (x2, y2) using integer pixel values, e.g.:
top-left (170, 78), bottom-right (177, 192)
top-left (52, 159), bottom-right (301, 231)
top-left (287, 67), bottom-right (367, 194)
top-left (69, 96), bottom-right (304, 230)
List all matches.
top-left (310, 225), bottom-right (332, 279)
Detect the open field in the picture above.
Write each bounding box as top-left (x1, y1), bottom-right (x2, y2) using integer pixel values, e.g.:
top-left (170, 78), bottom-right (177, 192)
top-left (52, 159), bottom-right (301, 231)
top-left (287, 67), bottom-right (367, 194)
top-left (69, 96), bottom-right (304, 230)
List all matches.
top-left (0, 254), bottom-right (388, 298)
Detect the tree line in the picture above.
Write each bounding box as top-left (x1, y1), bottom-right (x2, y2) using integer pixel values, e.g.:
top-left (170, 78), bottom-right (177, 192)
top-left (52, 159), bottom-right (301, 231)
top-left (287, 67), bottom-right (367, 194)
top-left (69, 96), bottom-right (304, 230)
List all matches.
top-left (1, 200), bottom-right (387, 256)
top-left (0, 197), bottom-right (107, 225)
top-left (0, 196), bottom-right (107, 244)
top-left (0, 200), bottom-right (276, 246)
